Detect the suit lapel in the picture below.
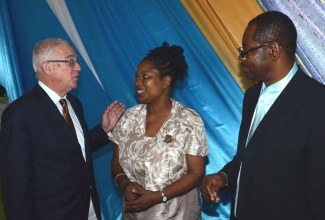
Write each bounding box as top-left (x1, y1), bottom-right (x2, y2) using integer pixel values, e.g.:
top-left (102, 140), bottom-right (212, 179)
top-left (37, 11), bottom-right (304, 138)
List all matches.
top-left (35, 85), bottom-right (85, 160)
top-left (246, 69), bottom-right (305, 146)
top-left (34, 85), bottom-right (71, 132)
top-left (238, 84), bottom-right (261, 149)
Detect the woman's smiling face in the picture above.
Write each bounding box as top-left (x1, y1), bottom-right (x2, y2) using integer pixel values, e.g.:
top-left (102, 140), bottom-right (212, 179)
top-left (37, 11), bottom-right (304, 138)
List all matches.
top-left (134, 60), bottom-right (166, 104)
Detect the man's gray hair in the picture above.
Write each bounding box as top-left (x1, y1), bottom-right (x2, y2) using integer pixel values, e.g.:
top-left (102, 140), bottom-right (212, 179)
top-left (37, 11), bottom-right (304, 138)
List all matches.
top-left (32, 38), bottom-right (71, 77)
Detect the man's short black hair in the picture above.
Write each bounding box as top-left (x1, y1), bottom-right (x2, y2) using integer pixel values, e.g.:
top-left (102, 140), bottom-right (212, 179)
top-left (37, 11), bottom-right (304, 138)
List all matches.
top-left (249, 11), bottom-right (297, 61)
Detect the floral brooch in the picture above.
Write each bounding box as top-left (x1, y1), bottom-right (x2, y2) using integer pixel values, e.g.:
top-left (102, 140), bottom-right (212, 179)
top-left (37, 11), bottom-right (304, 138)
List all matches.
top-left (163, 127), bottom-right (173, 143)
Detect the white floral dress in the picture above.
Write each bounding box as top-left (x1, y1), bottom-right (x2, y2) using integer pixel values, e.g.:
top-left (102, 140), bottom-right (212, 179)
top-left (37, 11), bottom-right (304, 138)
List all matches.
top-left (109, 99), bottom-right (209, 220)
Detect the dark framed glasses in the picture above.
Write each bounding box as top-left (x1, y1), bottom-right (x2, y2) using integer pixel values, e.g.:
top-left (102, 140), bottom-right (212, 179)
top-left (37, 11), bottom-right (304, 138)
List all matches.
top-left (238, 43), bottom-right (272, 60)
top-left (47, 59), bottom-right (80, 66)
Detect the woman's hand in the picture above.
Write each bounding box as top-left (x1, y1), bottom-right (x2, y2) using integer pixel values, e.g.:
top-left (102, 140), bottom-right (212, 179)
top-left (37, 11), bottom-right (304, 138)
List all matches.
top-left (123, 188), bottom-right (160, 213)
top-left (124, 182), bottom-right (143, 202)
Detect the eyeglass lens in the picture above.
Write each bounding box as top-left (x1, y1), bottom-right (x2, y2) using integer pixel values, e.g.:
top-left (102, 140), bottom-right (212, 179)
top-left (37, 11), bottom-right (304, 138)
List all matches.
top-left (238, 43), bottom-right (271, 59)
top-left (68, 59), bottom-right (79, 66)
top-left (47, 59), bottom-right (80, 66)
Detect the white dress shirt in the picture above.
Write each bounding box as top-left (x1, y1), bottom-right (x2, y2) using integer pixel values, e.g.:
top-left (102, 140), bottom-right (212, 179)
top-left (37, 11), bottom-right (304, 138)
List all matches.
top-left (38, 81), bottom-right (97, 220)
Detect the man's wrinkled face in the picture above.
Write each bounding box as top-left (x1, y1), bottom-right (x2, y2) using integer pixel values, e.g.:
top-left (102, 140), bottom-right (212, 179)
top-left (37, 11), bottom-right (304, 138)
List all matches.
top-left (47, 44), bottom-right (81, 96)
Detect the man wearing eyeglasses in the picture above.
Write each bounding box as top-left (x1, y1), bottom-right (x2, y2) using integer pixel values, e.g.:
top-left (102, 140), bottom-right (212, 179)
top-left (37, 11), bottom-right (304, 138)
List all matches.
top-left (202, 11), bottom-right (325, 220)
top-left (0, 38), bottom-right (125, 220)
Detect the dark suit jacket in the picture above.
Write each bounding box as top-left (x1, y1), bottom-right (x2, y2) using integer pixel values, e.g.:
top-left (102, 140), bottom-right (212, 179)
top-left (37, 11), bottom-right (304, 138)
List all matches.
top-left (220, 68), bottom-right (325, 220)
top-left (0, 84), bottom-right (110, 220)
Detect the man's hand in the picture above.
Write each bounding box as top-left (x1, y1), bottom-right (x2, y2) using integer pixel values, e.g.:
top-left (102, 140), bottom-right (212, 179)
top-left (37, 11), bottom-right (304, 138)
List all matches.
top-left (101, 101), bottom-right (124, 133)
top-left (201, 173), bottom-right (227, 202)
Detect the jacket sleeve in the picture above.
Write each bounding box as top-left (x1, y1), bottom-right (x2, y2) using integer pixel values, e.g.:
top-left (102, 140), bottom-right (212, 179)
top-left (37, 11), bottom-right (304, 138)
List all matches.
top-left (68, 95), bottom-right (111, 152)
top-left (219, 85), bottom-right (259, 193)
top-left (0, 108), bottom-right (38, 220)
top-left (89, 124), bottom-right (111, 152)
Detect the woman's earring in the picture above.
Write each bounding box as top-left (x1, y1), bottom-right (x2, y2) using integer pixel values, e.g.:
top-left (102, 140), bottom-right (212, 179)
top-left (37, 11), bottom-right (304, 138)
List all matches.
top-left (163, 88), bottom-right (167, 95)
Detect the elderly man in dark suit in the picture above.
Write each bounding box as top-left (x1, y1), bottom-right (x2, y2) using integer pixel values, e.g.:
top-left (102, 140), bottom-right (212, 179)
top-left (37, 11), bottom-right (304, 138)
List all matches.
top-left (202, 11), bottom-right (325, 220)
top-left (0, 38), bottom-right (124, 220)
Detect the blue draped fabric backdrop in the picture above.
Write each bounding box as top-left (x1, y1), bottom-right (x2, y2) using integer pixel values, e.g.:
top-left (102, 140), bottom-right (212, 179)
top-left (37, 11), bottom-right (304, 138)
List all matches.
top-left (2, 0), bottom-right (244, 219)
top-left (2, 0), bottom-right (325, 219)
top-left (64, 1), bottom-right (243, 219)
top-left (0, 0), bottom-right (23, 102)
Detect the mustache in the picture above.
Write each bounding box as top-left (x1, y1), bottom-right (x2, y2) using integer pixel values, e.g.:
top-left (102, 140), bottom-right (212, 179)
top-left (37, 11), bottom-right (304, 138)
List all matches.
top-left (240, 62), bottom-right (247, 67)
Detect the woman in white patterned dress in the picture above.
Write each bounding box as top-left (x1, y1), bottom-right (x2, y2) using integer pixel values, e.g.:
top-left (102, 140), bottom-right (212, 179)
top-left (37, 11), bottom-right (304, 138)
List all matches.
top-left (110, 42), bottom-right (209, 220)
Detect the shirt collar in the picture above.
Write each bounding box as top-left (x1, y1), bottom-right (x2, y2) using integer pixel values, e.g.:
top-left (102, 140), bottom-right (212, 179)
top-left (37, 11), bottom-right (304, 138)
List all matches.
top-left (38, 81), bottom-right (67, 104)
top-left (261, 63), bottom-right (298, 95)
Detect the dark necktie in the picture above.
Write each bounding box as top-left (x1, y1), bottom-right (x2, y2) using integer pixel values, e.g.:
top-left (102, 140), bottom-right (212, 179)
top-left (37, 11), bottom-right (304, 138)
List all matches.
top-left (59, 99), bottom-right (77, 138)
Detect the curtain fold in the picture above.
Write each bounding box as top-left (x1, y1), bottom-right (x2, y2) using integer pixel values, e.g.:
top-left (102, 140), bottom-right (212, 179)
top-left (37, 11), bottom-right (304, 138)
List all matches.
top-left (63, 0), bottom-right (243, 219)
top-left (3, 0), bottom-right (325, 219)
top-left (0, 0), bottom-right (23, 103)
top-left (258, 0), bottom-right (325, 83)
top-left (180, 0), bottom-right (264, 92)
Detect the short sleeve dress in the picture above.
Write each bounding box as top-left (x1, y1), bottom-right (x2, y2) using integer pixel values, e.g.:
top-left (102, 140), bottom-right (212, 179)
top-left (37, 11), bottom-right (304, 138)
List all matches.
top-left (109, 99), bottom-right (209, 220)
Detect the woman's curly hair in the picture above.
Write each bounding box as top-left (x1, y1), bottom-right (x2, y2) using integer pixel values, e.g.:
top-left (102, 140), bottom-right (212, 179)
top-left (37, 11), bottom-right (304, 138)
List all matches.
top-left (142, 42), bottom-right (188, 88)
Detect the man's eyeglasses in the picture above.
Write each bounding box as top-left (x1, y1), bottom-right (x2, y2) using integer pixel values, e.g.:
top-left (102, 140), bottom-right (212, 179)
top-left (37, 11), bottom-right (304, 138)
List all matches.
top-left (238, 43), bottom-right (272, 60)
top-left (47, 59), bottom-right (80, 66)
